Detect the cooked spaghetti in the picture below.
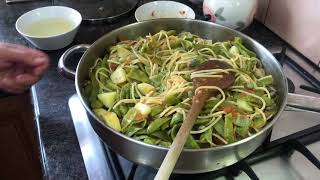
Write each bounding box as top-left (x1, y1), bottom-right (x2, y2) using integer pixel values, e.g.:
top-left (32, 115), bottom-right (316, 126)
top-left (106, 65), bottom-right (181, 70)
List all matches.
top-left (83, 30), bottom-right (278, 149)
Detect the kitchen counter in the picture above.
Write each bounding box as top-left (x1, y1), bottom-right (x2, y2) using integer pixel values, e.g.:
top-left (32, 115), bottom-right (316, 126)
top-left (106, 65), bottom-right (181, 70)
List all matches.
top-left (0, 1), bottom-right (285, 179)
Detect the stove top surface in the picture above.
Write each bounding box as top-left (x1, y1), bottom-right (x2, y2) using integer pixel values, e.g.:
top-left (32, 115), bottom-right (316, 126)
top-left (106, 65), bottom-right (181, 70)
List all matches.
top-left (68, 93), bottom-right (320, 180)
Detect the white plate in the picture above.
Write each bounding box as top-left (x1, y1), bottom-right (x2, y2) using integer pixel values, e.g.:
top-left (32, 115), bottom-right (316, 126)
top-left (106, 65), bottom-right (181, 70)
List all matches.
top-left (135, 1), bottom-right (195, 22)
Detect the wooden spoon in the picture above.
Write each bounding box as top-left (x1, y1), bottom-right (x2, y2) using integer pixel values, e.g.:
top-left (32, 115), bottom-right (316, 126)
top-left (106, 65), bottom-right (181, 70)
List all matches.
top-left (154, 60), bottom-right (235, 180)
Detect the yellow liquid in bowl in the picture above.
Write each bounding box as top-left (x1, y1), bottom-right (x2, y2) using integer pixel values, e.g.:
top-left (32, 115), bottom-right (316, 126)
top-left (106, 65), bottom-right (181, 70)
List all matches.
top-left (24, 18), bottom-right (75, 37)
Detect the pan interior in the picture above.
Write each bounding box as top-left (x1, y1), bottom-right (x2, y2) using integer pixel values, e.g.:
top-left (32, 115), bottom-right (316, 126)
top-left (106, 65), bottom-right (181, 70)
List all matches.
top-left (76, 19), bottom-right (287, 151)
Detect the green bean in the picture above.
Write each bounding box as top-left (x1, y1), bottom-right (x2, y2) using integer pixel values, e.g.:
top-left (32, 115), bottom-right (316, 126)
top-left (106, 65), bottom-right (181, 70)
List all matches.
top-left (133, 135), bottom-right (149, 141)
top-left (165, 93), bottom-right (181, 106)
top-left (170, 112), bottom-right (183, 125)
top-left (91, 99), bottom-right (104, 109)
top-left (204, 99), bottom-right (220, 109)
top-left (150, 72), bottom-right (165, 87)
top-left (233, 115), bottom-right (252, 127)
top-left (185, 135), bottom-right (200, 149)
top-left (236, 126), bottom-right (249, 138)
top-left (120, 84), bottom-right (130, 99)
top-left (161, 121), bottom-right (170, 131)
top-left (127, 68), bottom-right (150, 83)
top-left (261, 95), bottom-right (274, 106)
top-left (119, 105), bottom-right (129, 116)
top-left (113, 106), bottom-right (122, 118)
top-left (194, 118), bottom-right (212, 125)
top-left (147, 117), bottom-right (170, 134)
top-left (224, 114), bottom-right (235, 143)
top-left (144, 137), bottom-right (158, 145)
top-left (159, 141), bottom-right (171, 148)
top-left (121, 108), bottom-right (138, 132)
top-left (200, 127), bottom-right (213, 145)
top-left (170, 124), bottom-right (181, 140)
top-left (135, 129), bottom-right (148, 135)
top-left (252, 116), bottom-right (265, 129)
top-left (257, 75), bottom-right (273, 87)
top-left (106, 80), bottom-right (120, 91)
top-left (126, 126), bottom-right (142, 137)
top-left (233, 37), bottom-right (256, 58)
top-left (150, 131), bottom-right (171, 142)
top-left (150, 105), bottom-right (164, 117)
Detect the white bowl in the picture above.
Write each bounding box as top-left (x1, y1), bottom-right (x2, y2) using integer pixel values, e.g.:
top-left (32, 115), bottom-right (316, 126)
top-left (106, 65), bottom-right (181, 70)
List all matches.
top-left (135, 1), bottom-right (195, 22)
top-left (16, 6), bottom-right (82, 50)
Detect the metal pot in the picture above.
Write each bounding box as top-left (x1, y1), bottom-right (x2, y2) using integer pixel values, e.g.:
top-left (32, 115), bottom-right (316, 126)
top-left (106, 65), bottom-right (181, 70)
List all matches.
top-left (58, 19), bottom-right (320, 173)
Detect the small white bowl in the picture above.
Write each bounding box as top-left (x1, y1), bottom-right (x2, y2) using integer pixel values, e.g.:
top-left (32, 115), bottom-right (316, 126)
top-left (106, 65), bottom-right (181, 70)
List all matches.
top-left (16, 6), bottom-right (82, 50)
top-left (135, 1), bottom-right (195, 22)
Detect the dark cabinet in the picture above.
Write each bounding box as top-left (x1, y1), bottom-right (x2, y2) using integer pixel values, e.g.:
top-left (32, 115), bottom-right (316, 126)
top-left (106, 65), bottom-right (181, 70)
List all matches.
top-left (0, 92), bottom-right (43, 180)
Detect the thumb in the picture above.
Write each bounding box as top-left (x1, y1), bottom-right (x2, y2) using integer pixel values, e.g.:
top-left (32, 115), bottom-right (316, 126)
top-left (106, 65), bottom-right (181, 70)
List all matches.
top-left (0, 43), bottom-right (49, 67)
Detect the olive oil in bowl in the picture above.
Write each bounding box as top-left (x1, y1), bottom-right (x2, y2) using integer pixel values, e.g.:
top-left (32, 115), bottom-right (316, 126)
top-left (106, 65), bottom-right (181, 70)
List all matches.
top-left (24, 17), bottom-right (75, 37)
top-left (16, 6), bottom-right (82, 50)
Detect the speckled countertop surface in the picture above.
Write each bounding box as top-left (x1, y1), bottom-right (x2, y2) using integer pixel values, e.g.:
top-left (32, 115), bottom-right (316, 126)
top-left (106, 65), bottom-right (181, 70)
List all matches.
top-left (0, 0), bottom-right (285, 179)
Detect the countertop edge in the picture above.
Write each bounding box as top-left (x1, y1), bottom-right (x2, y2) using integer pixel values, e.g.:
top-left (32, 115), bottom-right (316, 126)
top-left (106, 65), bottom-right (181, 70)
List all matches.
top-left (31, 86), bottom-right (49, 180)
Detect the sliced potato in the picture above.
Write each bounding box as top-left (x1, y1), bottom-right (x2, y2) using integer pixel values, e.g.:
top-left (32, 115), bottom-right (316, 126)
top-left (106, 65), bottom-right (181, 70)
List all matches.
top-left (93, 109), bottom-right (121, 132)
top-left (111, 67), bottom-right (126, 84)
top-left (137, 83), bottom-right (155, 95)
top-left (97, 92), bottom-right (117, 108)
top-left (135, 103), bottom-right (151, 116)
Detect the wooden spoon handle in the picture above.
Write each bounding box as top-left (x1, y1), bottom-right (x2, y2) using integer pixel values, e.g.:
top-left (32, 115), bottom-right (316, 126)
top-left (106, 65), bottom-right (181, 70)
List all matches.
top-left (154, 90), bottom-right (209, 180)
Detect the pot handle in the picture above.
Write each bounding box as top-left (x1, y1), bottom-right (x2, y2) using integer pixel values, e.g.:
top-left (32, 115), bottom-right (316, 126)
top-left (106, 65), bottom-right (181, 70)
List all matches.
top-left (286, 93), bottom-right (320, 113)
top-left (58, 44), bottom-right (91, 80)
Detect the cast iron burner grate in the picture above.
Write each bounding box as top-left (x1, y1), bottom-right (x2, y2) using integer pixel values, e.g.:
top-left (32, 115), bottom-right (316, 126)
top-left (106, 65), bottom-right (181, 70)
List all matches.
top-left (274, 47), bottom-right (320, 94)
top-left (104, 124), bottom-right (320, 180)
top-left (102, 51), bottom-right (320, 180)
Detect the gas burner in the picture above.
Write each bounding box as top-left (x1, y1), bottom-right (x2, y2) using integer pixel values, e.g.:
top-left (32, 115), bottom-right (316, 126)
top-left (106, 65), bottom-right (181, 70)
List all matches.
top-left (287, 78), bottom-right (295, 93)
top-left (272, 51), bottom-right (296, 93)
top-left (273, 48), bottom-right (320, 96)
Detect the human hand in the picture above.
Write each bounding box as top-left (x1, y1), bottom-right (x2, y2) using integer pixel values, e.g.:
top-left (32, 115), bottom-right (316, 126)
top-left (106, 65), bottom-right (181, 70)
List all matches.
top-left (0, 43), bottom-right (49, 93)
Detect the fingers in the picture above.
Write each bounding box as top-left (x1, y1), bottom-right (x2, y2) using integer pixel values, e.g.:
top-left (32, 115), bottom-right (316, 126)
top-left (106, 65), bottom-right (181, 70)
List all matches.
top-left (0, 62), bottom-right (48, 94)
top-left (1, 86), bottom-right (26, 94)
top-left (31, 58), bottom-right (50, 76)
top-left (0, 73), bottom-right (41, 94)
top-left (15, 73), bottom-right (40, 86)
top-left (0, 43), bottom-right (49, 67)
top-left (0, 60), bottom-right (13, 70)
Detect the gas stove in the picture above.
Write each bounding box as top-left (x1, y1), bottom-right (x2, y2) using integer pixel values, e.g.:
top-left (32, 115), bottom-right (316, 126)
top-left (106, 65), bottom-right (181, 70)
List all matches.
top-left (68, 44), bottom-right (320, 180)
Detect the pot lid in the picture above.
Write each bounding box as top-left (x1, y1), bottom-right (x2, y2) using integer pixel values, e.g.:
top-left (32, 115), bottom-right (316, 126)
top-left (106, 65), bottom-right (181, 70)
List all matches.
top-left (54, 0), bottom-right (139, 23)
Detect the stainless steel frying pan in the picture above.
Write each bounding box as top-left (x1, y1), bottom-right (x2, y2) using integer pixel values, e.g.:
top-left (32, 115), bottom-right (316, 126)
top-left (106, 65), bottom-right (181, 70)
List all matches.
top-left (58, 19), bottom-right (320, 173)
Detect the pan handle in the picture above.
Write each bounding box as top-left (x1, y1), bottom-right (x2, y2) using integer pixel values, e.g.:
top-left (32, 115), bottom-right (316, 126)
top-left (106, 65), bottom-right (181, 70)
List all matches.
top-left (57, 44), bottom-right (90, 80)
top-left (286, 93), bottom-right (320, 113)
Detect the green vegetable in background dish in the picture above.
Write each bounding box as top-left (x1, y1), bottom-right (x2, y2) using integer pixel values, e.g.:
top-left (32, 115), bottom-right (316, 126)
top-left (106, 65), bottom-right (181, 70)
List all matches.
top-left (83, 30), bottom-right (278, 149)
